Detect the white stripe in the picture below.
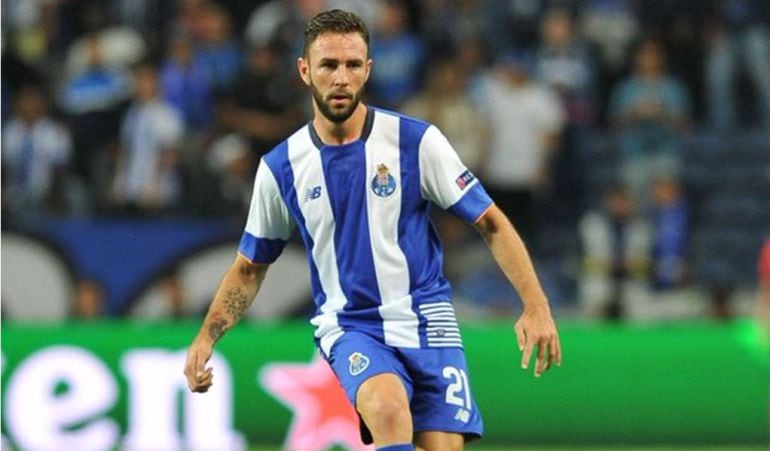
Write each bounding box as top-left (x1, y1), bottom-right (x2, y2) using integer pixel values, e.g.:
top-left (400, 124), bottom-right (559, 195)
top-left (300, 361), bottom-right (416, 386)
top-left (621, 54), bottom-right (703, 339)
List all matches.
top-left (289, 128), bottom-right (347, 355)
top-left (419, 302), bottom-right (452, 310)
top-left (319, 326), bottom-right (344, 359)
top-left (428, 339), bottom-right (463, 344)
top-left (366, 111), bottom-right (419, 348)
top-left (420, 306), bottom-right (455, 314)
top-left (424, 312), bottom-right (455, 321)
top-left (428, 343), bottom-right (464, 348)
top-left (425, 321), bottom-right (459, 327)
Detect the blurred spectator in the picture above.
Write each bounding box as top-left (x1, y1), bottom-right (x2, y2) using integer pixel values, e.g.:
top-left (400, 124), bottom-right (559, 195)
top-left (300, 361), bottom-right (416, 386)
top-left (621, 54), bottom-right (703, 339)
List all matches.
top-left (648, 176), bottom-right (690, 291)
top-left (475, 0), bottom-right (545, 56)
top-left (403, 59), bottom-right (486, 173)
top-left (109, 0), bottom-right (175, 53)
top-left (111, 63), bottom-right (184, 213)
top-left (2, 46), bottom-right (44, 125)
top-left (535, 7), bottom-right (596, 126)
top-left (71, 278), bottom-right (106, 319)
top-left (1, 0), bottom-right (60, 65)
top-left (192, 3), bottom-right (242, 96)
top-left (578, 184), bottom-right (651, 318)
top-left (535, 7), bottom-right (595, 231)
top-left (64, 22), bottom-right (145, 77)
top-left (368, 0), bottom-right (424, 108)
top-left (2, 84), bottom-right (79, 218)
top-left (580, 0), bottom-right (639, 124)
top-left (705, 0), bottom-right (770, 130)
top-left (207, 133), bottom-right (255, 216)
top-left (581, 0), bottom-right (639, 78)
top-left (609, 38), bottom-right (691, 204)
top-left (756, 237), bottom-right (770, 326)
top-left (637, 0), bottom-right (707, 124)
top-left (59, 33), bottom-right (131, 187)
top-left (476, 51), bottom-right (564, 245)
top-left (326, 0), bottom-right (381, 31)
top-left (170, 0), bottom-right (210, 42)
top-left (160, 31), bottom-right (213, 130)
top-left (245, 0), bottom-right (324, 65)
top-left (419, 0), bottom-right (484, 60)
top-left (217, 41), bottom-right (305, 159)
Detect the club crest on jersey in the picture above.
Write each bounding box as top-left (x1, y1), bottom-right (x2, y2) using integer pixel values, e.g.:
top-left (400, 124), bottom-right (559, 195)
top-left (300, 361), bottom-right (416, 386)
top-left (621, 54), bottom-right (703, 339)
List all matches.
top-left (371, 163), bottom-right (397, 198)
top-left (348, 352), bottom-right (370, 376)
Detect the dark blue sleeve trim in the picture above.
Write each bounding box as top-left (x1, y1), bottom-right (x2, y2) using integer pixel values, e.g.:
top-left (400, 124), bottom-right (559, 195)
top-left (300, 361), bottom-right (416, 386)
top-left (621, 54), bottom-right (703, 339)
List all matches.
top-left (238, 232), bottom-right (287, 263)
top-left (448, 183), bottom-right (494, 223)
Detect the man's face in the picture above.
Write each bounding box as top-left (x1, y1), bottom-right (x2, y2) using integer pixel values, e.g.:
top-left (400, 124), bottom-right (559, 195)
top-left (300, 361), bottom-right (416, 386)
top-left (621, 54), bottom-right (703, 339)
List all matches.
top-left (298, 32), bottom-right (371, 123)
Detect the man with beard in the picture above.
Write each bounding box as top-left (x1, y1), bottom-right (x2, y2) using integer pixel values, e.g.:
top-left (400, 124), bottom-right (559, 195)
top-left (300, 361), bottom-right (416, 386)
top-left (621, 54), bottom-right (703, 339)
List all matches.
top-left (183, 9), bottom-right (561, 451)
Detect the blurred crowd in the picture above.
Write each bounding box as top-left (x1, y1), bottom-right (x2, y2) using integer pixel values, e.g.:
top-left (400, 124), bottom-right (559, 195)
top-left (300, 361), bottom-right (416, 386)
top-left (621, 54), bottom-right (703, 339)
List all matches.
top-left (2, 0), bottom-right (768, 321)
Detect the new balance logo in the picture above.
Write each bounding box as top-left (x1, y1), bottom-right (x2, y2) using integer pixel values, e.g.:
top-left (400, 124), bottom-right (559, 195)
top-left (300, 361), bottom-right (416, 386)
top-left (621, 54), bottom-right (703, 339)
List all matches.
top-left (454, 408), bottom-right (470, 423)
top-left (304, 186), bottom-right (322, 202)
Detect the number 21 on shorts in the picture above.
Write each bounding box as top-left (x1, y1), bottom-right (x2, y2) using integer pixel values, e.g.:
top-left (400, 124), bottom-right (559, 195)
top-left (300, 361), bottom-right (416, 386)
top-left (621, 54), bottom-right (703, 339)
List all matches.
top-left (443, 366), bottom-right (472, 423)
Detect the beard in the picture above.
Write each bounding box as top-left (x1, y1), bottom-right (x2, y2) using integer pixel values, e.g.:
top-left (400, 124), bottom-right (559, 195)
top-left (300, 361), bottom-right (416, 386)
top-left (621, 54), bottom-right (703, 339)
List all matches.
top-left (310, 81), bottom-right (363, 124)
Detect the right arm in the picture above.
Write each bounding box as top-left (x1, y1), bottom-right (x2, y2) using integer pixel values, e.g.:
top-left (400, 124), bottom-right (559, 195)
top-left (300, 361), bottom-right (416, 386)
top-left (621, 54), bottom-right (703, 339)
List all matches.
top-left (184, 253), bottom-right (269, 392)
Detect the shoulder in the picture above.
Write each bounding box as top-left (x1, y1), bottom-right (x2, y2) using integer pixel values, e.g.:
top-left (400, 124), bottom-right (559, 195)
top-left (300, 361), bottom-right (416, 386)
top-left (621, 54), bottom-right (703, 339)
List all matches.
top-left (373, 106), bottom-right (430, 127)
top-left (262, 124), bottom-right (311, 173)
top-left (372, 107), bottom-right (435, 144)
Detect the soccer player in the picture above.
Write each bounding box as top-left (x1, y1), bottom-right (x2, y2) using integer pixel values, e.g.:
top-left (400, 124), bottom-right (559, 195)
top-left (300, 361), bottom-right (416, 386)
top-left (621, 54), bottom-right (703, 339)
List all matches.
top-left (184, 9), bottom-right (561, 451)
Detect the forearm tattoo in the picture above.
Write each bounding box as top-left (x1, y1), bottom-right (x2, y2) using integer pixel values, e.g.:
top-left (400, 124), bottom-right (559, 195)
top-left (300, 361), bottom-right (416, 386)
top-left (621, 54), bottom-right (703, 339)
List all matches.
top-left (223, 287), bottom-right (250, 321)
top-left (208, 315), bottom-right (229, 342)
top-left (207, 287), bottom-right (250, 342)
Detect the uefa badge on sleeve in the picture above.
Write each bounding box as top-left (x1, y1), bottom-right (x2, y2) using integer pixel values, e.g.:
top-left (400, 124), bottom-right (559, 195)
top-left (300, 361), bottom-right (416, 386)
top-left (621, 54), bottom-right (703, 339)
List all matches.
top-left (371, 163), bottom-right (397, 198)
top-left (348, 352), bottom-right (370, 376)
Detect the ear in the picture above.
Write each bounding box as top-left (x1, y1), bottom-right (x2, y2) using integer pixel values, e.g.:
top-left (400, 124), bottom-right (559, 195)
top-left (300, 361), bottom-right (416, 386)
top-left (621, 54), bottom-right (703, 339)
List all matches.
top-left (297, 57), bottom-right (311, 86)
top-left (364, 58), bottom-right (372, 83)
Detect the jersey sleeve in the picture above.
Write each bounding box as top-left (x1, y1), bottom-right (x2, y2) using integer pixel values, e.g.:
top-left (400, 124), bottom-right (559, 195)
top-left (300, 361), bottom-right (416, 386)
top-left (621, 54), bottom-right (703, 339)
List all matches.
top-left (418, 125), bottom-right (493, 223)
top-left (238, 159), bottom-right (294, 263)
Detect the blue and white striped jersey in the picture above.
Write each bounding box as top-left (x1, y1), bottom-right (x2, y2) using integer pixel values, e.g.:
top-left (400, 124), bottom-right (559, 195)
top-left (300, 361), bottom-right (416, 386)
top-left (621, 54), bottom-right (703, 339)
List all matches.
top-left (239, 107), bottom-right (493, 355)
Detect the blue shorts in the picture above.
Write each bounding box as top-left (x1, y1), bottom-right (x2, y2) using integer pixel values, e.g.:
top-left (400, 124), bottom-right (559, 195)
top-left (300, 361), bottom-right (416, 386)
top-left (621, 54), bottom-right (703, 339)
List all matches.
top-left (323, 330), bottom-right (484, 443)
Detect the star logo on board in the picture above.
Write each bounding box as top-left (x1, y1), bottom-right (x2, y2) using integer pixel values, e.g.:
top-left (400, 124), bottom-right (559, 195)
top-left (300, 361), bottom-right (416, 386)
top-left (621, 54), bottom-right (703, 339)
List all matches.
top-left (259, 355), bottom-right (373, 451)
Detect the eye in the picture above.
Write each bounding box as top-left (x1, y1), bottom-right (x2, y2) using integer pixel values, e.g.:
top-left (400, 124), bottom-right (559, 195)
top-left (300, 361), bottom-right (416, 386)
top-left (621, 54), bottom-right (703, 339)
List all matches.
top-left (320, 61), bottom-right (337, 69)
top-left (347, 61), bottom-right (363, 69)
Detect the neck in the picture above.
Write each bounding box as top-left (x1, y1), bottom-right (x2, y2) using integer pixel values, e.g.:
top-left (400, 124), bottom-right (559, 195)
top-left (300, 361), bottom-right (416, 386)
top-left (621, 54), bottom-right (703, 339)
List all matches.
top-left (312, 103), bottom-right (368, 146)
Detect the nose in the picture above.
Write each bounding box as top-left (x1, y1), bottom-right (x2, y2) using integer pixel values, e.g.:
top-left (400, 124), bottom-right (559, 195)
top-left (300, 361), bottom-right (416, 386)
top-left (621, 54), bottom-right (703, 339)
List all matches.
top-left (333, 66), bottom-right (351, 87)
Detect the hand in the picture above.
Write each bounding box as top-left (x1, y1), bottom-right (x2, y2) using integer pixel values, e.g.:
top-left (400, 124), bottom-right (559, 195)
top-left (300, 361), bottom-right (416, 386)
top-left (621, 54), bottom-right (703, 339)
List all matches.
top-left (514, 307), bottom-right (561, 377)
top-left (184, 337), bottom-right (214, 393)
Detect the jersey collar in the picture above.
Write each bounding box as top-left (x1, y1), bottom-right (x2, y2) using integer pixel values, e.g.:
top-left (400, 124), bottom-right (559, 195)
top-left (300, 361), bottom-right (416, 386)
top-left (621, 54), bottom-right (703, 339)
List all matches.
top-left (308, 106), bottom-right (375, 150)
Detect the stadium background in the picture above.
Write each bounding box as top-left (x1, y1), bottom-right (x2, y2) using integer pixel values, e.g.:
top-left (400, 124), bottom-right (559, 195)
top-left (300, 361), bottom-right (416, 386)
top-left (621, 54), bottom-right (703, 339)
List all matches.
top-left (1, 0), bottom-right (768, 449)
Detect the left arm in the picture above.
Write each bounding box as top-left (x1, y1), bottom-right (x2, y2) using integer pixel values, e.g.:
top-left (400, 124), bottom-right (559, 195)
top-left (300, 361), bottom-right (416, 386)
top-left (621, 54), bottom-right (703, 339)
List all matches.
top-left (474, 204), bottom-right (562, 377)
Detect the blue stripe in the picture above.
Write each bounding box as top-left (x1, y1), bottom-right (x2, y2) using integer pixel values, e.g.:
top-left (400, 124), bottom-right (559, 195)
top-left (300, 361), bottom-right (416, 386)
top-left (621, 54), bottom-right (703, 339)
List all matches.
top-left (318, 141), bottom-right (383, 336)
top-left (238, 232), bottom-right (286, 263)
top-left (395, 114), bottom-right (450, 348)
top-left (263, 141), bottom-right (327, 311)
top-left (449, 182), bottom-right (493, 223)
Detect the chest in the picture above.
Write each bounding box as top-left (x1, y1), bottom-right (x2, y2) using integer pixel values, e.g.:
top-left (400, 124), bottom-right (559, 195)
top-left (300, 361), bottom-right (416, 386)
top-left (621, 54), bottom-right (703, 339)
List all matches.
top-left (290, 141), bottom-right (417, 227)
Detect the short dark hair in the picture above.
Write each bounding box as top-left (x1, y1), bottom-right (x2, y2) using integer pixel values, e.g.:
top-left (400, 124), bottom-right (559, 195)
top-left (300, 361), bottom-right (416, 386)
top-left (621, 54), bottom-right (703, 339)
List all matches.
top-left (303, 9), bottom-right (369, 57)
